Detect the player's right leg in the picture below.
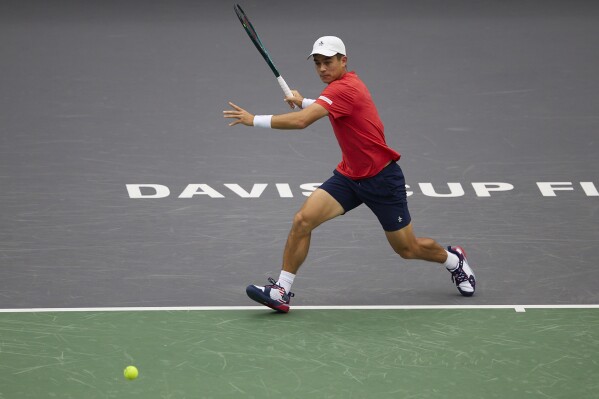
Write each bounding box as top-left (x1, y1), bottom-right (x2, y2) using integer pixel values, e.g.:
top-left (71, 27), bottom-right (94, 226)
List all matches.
top-left (246, 188), bottom-right (345, 312)
top-left (385, 224), bottom-right (476, 296)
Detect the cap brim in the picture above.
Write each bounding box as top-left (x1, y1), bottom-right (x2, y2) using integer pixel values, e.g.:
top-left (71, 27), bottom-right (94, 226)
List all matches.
top-left (307, 49), bottom-right (338, 59)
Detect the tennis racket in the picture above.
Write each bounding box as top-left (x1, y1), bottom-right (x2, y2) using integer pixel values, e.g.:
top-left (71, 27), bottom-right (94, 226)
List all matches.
top-left (234, 4), bottom-right (294, 101)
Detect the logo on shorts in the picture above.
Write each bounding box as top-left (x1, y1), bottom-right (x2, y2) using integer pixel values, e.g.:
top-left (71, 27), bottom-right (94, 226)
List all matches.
top-left (398, 216), bottom-right (403, 223)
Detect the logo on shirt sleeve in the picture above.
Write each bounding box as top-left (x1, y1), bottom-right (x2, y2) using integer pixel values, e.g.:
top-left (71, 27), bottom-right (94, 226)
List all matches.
top-left (318, 95), bottom-right (333, 105)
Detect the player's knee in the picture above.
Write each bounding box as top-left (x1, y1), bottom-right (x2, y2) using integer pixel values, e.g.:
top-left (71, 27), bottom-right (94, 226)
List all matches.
top-left (292, 211), bottom-right (314, 234)
top-left (395, 245), bottom-right (417, 260)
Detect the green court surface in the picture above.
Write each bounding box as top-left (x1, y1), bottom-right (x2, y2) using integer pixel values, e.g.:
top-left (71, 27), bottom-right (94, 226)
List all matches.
top-left (0, 308), bottom-right (597, 398)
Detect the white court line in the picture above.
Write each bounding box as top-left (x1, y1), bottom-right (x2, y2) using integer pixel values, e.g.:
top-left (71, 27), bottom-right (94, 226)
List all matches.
top-left (1, 304), bottom-right (599, 313)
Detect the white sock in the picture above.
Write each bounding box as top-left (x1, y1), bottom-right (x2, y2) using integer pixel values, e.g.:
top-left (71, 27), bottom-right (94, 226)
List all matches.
top-left (444, 250), bottom-right (460, 272)
top-left (277, 270), bottom-right (295, 293)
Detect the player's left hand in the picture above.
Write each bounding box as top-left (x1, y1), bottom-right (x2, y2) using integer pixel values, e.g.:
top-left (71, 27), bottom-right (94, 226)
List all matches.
top-left (223, 102), bottom-right (254, 126)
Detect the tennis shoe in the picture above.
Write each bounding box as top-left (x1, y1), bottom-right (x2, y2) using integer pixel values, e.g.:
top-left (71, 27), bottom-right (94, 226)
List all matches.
top-left (447, 246), bottom-right (476, 296)
top-left (246, 277), bottom-right (294, 313)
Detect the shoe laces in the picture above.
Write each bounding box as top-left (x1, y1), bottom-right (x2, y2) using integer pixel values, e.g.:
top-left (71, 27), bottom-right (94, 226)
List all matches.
top-left (266, 277), bottom-right (295, 298)
top-left (450, 259), bottom-right (468, 285)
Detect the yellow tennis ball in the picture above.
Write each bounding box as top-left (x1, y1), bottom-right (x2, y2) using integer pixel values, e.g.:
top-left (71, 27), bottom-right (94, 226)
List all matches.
top-left (124, 366), bottom-right (139, 380)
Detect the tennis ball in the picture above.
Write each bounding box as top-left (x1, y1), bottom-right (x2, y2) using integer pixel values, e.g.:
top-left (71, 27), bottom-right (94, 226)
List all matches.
top-left (124, 365), bottom-right (139, 380)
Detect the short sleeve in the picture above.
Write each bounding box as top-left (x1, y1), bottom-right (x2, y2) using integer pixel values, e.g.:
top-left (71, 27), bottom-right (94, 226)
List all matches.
top-left (315, 80), bottom-right (358, 119)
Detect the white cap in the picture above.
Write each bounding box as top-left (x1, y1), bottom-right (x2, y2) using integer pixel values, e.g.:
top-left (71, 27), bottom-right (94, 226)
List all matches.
top-left (308, 36), bottom-right (346, 58)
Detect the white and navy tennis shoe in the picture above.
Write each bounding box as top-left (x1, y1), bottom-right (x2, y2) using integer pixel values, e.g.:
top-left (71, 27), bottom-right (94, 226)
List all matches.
top-left (246, 277), bottom-right (294, 313)
top-left (447, 246), bottom-right (476, 296)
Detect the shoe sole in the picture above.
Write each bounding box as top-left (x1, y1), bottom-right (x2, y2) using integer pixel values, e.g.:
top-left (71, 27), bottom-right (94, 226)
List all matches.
top-left (246, 285), bottom-right (290, 313)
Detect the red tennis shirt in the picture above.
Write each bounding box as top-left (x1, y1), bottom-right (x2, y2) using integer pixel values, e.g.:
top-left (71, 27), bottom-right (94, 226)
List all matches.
top-left (315, 71), bottom-right (400, 179)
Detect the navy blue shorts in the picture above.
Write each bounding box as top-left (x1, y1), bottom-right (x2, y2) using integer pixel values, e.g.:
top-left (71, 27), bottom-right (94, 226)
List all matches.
top-left (320, 162), bottom-right (411, 232)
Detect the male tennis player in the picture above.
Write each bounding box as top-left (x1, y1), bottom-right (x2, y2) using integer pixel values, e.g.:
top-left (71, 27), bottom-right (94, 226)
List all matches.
top-left (223, 36), bottom-right (476, 312)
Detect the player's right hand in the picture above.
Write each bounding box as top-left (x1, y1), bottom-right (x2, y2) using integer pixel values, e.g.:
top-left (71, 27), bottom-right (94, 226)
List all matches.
top-left (285, 90), bottom-right (304, 109)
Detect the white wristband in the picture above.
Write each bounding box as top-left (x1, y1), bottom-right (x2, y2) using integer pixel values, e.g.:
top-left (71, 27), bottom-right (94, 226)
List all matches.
top-left (302, 98), bottom-right (316, 109)
top-left (253, 115), bottom-right (273, 128)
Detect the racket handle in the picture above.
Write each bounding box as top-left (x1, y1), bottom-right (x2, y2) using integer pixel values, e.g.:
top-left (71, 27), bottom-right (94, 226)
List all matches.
top-left (277, 76), bottom-right (299, 110)
top-left (277, 76), bottom-right (293, 99)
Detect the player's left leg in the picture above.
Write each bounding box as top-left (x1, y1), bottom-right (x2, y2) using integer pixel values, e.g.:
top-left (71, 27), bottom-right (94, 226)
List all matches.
top-left (246, 187), bottom-right (348, 312)
top-left (282, 188), bottom-right (345, 274)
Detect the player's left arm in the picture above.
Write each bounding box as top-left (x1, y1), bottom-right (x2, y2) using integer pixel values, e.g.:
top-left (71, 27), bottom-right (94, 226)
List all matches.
top-left (224, 101), bottom-right (328, 129)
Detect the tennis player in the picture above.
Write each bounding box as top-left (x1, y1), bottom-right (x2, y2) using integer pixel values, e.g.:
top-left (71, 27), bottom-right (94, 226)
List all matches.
top-left (223, 36), bottom-right (475, 312)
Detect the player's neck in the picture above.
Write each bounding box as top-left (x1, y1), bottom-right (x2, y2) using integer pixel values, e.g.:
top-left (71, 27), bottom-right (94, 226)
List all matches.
top-left (330, 69), bottom-right (347, 83)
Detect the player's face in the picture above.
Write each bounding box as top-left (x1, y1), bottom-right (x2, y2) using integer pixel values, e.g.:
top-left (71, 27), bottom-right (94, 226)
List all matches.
top-left (313, 54), bottom-right (347, 84)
